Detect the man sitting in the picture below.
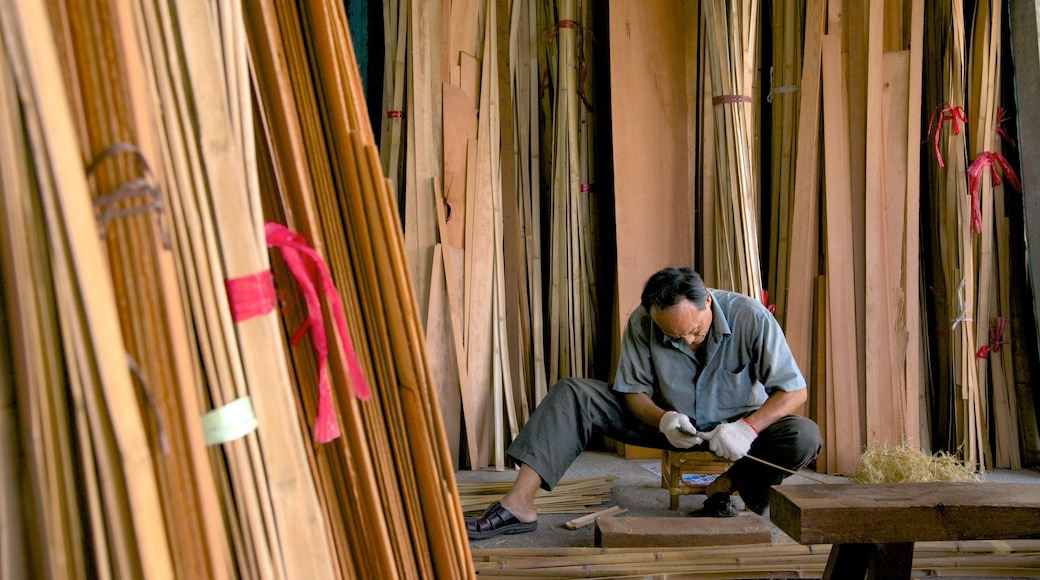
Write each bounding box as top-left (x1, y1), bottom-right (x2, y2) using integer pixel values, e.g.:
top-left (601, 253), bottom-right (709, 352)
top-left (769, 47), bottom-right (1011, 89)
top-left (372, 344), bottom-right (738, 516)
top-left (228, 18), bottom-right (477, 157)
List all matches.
top-left (466, 267), bottom-right (822, 540)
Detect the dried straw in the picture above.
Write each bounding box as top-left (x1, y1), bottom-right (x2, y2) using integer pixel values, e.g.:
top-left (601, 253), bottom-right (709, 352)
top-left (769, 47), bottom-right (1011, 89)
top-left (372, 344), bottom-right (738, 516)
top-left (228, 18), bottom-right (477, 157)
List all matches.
top-left (849, 443), bottom-right (981, 484)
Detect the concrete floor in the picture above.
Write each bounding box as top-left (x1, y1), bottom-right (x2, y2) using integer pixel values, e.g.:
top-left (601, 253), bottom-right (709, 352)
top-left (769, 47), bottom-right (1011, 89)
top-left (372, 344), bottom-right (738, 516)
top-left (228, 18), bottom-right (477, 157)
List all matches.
top-left (456, 449), bottom-right (1040, 551)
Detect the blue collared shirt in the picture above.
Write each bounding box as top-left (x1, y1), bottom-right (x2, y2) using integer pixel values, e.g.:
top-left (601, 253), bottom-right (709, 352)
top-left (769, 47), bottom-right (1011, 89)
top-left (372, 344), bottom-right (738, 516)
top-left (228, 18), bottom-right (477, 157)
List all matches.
top-left (612, 289), bottom-right (806, 430)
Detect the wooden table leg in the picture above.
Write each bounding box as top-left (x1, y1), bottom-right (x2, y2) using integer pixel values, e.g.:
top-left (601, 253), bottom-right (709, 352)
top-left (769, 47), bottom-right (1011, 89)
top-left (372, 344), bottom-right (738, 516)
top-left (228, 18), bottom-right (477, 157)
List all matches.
top-left (823, 542), bottom-right (914, 580)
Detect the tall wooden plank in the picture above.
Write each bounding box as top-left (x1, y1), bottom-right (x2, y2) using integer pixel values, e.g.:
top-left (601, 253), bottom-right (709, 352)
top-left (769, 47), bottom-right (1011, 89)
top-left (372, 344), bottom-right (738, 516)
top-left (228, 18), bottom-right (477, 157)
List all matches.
top-left (783, 0), bottom-right (824, 390)
top-left (608, 0), bottom-right (692, 329)
top-left (1008, 0), bottom-right (1040, 464)
top-left (903, 0), bottom-right (925, 446)
top-left (821, 25), bottom-right (862, 474)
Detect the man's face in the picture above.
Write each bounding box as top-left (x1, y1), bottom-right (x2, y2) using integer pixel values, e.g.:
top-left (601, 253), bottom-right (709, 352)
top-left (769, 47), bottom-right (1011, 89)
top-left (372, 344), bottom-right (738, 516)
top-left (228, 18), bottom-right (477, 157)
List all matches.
top-left (649, 295), bottom-right (713, 349)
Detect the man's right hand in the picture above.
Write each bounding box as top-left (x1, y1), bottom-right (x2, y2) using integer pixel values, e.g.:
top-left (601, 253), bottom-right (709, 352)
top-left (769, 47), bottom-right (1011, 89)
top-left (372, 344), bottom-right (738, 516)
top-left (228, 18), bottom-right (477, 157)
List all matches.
top-left (658, 411), bottom-right (704, 448)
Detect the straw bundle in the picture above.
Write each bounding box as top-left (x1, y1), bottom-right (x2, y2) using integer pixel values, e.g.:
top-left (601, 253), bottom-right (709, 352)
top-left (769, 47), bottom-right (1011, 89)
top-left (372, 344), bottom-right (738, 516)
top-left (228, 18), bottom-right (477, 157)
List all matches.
top-left (849, 443), bottom-right (981, 484)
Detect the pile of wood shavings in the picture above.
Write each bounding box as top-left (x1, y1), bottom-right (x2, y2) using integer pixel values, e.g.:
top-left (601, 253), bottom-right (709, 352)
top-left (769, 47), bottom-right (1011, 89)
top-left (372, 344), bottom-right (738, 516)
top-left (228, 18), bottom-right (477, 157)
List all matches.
top-left (849, 443), bottom-right (981, 484)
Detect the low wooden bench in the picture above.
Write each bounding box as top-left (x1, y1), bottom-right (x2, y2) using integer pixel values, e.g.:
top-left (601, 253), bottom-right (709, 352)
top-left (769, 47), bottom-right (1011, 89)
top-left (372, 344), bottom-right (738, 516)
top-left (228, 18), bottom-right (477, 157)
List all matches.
top-left (769, 482), bottom-right (1040, 579)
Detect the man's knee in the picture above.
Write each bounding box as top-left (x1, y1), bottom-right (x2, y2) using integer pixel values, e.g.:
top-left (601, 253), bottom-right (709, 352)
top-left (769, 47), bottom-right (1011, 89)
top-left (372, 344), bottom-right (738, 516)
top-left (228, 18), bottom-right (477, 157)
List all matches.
top-left (786, 416), bottom-right (823, 461)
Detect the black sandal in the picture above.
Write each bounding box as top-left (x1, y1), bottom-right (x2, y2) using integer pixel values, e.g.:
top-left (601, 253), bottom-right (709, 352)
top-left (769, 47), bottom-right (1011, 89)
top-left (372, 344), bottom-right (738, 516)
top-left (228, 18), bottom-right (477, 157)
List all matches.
top-left (693, 492), bottom-right (741, 517)
top-left (466, 501), bottom-right (538, 540)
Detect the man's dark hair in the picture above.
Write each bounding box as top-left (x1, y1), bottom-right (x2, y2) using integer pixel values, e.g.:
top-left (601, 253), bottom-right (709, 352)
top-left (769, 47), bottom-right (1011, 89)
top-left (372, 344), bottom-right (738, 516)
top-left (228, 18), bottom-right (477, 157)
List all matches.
top-left (640, 267), bottom-right (709, 310)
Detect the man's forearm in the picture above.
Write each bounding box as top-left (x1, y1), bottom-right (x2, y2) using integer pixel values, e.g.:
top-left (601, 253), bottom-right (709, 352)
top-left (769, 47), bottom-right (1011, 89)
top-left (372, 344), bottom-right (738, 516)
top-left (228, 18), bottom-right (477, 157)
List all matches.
top-left (623, 392), bottom-right (669, 428)
top-left (743, 388), bottom-right (807, 432)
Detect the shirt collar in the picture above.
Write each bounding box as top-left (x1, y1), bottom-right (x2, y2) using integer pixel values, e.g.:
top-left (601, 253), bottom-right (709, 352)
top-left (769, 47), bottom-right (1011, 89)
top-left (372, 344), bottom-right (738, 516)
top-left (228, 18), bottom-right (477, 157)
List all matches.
top-left (707, 289), bottom-right (732, 341)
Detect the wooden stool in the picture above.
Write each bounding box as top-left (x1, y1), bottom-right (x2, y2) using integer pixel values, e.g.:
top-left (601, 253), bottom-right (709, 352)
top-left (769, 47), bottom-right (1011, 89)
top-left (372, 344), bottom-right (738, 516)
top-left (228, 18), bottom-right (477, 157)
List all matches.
top-left (660, 449), bottom-right (733, 510)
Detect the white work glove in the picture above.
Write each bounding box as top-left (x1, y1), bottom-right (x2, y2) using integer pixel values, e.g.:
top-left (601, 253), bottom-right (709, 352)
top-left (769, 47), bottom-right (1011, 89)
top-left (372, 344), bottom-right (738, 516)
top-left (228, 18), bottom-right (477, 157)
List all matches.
top-left (705, 418), bottom-right (758, 461)
top-left (658, 411), bottom-right (704, 448)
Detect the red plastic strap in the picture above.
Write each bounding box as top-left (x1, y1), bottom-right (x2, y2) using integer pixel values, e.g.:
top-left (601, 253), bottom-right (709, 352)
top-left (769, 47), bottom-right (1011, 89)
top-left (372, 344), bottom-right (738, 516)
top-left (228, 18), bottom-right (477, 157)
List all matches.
top-left (264, 222), bottom-right (372, 444)
top-left (989, 317), bottom-right (1010, 353)
top-left (548, 19), bottom-right (579, 44)
top-left (226, 270), bottom-right (277, 322)
top-left (387, 110), bottom-right (404, 119)
top-left (759, 289), bottom-right (775, 315)
top-left (712, 95), bottom-right (752, 105)
top-left (996, 106), bottom-right (1017, 148)
top-left (580, 183), bottom-right (592, 193)
top-left (975, 345), bottom-right (990, 360)
top-left (925, 104), bottom-right (966, 168)
top-left (967, 151), bottom-right (1022, 234)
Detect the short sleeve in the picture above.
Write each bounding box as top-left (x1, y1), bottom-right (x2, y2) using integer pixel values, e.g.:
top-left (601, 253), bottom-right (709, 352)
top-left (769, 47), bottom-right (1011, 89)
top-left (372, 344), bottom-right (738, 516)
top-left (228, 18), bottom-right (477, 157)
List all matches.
top-left (612, 307), bottom-right (656, 397)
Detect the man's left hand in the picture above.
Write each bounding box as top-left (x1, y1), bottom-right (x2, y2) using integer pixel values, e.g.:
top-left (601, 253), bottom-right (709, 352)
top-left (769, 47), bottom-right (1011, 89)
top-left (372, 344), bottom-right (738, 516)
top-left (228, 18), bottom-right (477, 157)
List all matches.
top-left (704, 419), bottom-right (758, 461)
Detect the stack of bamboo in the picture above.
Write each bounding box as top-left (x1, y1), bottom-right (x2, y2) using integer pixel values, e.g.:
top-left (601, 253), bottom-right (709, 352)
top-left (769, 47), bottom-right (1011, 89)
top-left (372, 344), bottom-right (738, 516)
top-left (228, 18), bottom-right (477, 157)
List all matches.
top-left (700, 0), bottom-right (764, 297)
top-left (381, 0), bottom-right (602, 471)
top-left (472, 541), bottom-right (1040, 577)
top-left (0, 0), bottom-right (473, 577)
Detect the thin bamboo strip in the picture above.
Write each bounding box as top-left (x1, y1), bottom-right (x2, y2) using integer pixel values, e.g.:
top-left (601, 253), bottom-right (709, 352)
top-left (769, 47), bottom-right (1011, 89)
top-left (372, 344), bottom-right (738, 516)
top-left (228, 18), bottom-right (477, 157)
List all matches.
top-left (0, 35), bottom-right (87, 579)
top-left (496, 0), bottom-right (529, 438)
top-left (0, 255), bottom-right (27, 580)
top-left (520, 0), bottom-right (548, 408)
top-left (380, 0), bottom-right (408, 192)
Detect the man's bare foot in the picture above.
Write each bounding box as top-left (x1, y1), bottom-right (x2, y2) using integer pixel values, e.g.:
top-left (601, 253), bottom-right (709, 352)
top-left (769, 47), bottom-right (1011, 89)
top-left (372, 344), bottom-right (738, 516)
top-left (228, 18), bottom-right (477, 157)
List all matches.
top-left (498, 498), bottom-right (537, 523)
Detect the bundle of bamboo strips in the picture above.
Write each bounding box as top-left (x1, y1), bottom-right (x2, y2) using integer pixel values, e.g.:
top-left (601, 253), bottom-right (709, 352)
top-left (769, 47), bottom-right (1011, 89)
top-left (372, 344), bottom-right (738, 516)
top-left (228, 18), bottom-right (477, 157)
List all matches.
top-left (458, 476), bottom-right (616, 514)
top-left (546, 0), bottom-right (598, 383)
top-left (701, 0), bottom-right (763, 297)
top-left (471, 540), bottom-right (1040, 578)
top-left (132, 0), bottom-right (342, 576)
top-left (50, 0), bottom-right (232, 576)
top-left (0, 1), bottom-right (176, 576)
top-left (248, 0), bottom-right (476, 575)
top-left (2, 0), bottom-right (474, 576)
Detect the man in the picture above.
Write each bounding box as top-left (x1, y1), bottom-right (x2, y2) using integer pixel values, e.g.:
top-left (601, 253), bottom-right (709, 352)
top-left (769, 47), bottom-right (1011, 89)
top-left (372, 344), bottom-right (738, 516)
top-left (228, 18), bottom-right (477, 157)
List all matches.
top-left (465, 267), bottom-right (822, 540)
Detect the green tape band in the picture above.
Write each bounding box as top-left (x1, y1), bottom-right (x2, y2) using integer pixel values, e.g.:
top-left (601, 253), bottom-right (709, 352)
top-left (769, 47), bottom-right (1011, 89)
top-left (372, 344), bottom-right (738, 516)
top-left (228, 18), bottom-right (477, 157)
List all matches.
top-left (202, 396), bottom-right (258, 445)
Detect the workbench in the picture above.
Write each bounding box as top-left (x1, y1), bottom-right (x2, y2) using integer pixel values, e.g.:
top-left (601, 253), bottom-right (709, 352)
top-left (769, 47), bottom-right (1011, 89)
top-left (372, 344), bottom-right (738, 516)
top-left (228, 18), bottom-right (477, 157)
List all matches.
top-left (769, 482), bottom-right (1040, 579)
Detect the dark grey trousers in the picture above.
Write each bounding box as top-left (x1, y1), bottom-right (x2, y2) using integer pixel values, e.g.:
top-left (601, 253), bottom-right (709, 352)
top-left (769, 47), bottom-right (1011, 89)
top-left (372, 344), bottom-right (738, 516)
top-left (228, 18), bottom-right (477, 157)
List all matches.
top-left (506, 377), bottom-right (823, 514)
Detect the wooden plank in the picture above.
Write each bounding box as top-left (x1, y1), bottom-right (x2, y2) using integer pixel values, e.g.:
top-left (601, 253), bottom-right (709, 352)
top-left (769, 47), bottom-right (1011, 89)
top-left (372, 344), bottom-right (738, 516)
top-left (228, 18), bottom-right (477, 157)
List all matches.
top-left (608, 0), bottom-right (693, 333)
top-left (882, 49), bottom-right (911, 444)
top-left (441, 82), bottom-right (478, 249)
top-left (783, 0), bottom-right (824, 394)
top-left (771, 483), bottom-right (1040, 545)
top-left (595, 515), bottom-right (773, 548)
top-left (1009, 3), bottom-right (1040, 462)
top-left (404, 0), bottom-right (439, 324)
top-left (864, 3), bottom-right (905, 446)
top-left (902, 0), bottom-right (925, 447)
top-left (426, 245), bottom-right (462, 470)
top-left (821, 17), bottom-right (862, 474)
